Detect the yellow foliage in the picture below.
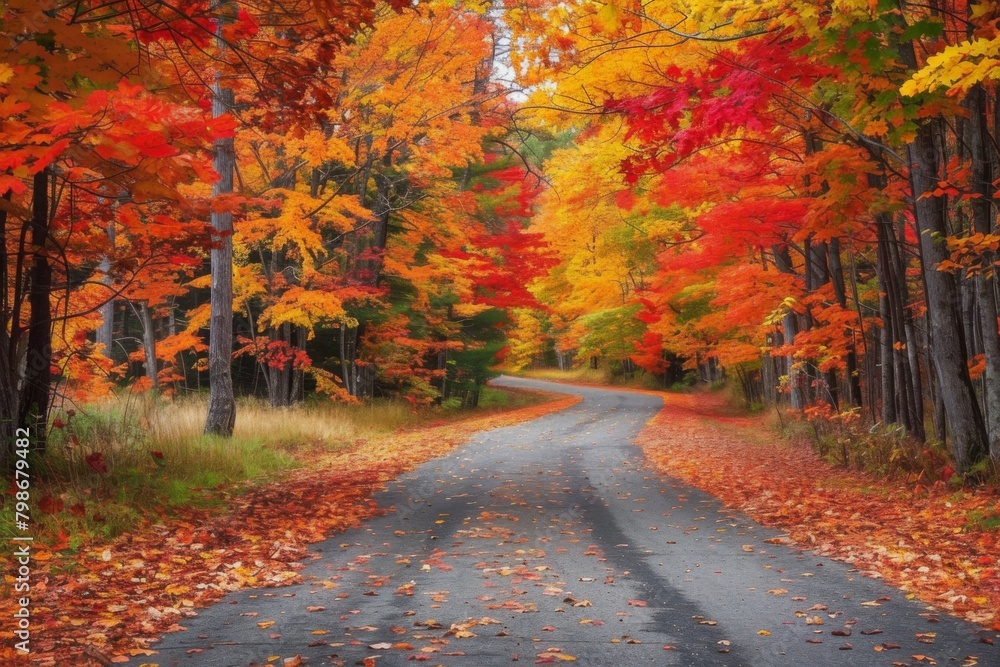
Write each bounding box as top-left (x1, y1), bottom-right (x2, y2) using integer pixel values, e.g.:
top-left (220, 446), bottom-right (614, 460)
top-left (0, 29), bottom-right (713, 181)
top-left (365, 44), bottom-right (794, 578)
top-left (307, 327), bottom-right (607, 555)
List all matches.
top-left (901, 36), bottom-right (1000, 97)
top-left (502, 310), bottom-right (545, 371)
top-left (257, 286), bottom-right (348, 331)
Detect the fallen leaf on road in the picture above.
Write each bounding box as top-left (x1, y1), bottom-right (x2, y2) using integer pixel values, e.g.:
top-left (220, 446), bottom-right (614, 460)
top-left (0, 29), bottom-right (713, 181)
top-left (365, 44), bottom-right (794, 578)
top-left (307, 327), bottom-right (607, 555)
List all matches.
top-left (535, 652), bottom-right (576, 662)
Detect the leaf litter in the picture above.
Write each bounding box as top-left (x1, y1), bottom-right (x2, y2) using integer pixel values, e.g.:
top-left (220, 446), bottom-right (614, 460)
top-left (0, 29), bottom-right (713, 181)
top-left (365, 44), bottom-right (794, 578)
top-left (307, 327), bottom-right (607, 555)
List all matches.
top-left (637, 392), bottom-right (1000, 631)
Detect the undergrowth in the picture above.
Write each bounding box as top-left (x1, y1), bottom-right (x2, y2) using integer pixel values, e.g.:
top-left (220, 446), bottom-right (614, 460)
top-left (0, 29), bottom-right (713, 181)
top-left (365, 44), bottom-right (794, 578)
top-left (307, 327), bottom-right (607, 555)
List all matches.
top-left (777, 399), bottom-right (998, 488)
top-left (711, 378), bottom-right (1000, 488)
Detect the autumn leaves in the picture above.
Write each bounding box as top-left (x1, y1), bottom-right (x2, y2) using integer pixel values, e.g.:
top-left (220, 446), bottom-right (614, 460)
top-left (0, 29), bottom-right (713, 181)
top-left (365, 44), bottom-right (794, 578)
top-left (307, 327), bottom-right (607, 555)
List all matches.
top-left (2, 0), bottom-right (559, 458)
top-left (504, 0), bottom-right (1000, 471)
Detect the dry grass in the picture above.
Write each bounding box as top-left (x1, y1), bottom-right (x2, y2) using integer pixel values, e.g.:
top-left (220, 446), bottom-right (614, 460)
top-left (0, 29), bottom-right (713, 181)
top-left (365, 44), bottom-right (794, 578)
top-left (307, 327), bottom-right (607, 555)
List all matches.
top-left (149, 397), bottom-right (415, 448)
top-left (22, 387), bottom-right (543, 544)
top-left (25, 395), bottom-right (417, 545)
top-left (48, 393), bottom-right (417, 476)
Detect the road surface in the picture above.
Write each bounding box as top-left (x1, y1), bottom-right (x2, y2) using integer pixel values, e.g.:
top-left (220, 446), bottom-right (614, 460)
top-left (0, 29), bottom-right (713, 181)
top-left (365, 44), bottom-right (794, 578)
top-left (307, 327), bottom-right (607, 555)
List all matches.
top-left (142, 377), bottom-right (997, 666)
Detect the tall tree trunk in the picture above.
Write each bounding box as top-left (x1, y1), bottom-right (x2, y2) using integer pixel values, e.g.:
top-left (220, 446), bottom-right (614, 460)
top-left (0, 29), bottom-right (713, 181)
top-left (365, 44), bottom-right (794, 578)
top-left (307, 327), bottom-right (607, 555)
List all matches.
top-left (908, 119), bottom-right (988, 470)
top-left (887, 215), bottom-right (924, 439)
top-left (291, 325), bottom-right (306, 403)
top-left (868, 167), bottom-right (925, 439)
top-left (902, 310), bottom-right (925, 439)
top-left (266, 322), bottom-right (293, 407)
top-left (339, 323), bottom-right (357, 396)
top-left (828, 237), bottom-right (862, 407)
top-left (964, 84), bottom-right (1000, 462)
top-left (19, 169), bottom-right (52, 453)
top-left (806, 237), bottom-right (841, 407)
top-left (0, 189), bottom-right (15, 468)
top-left (205, 0), bottom-right (237, 436)
top-left (96, 221), bottom-right (116, 359)
top-left (876, 266), bottom-right (897, 425)
top-left (139, 301), bottom-right (158, 390)
top-left (772, 243), bottom-right (805, 408)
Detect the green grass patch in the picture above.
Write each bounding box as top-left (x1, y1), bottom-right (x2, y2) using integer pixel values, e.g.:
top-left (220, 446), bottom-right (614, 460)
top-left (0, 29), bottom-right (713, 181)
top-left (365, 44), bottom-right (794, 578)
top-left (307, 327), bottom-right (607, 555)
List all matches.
top-left (476, 384), bottom-right (550, 411)
top-left (965, 509), bottom-right (1000, 532)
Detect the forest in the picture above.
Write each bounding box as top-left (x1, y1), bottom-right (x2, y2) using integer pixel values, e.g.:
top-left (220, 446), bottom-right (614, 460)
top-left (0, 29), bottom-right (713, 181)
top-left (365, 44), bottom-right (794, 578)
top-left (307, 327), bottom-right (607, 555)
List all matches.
top-left (3, 0), bottom-right (1000, 476)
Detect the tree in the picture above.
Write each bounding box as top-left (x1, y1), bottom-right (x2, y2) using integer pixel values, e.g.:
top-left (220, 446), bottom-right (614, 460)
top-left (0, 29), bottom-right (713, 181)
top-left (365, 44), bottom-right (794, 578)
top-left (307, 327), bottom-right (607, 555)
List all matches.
top-left (506, 0), bottom-right (1000, 472)
top-left (0, 1), bottom-right (229, 464)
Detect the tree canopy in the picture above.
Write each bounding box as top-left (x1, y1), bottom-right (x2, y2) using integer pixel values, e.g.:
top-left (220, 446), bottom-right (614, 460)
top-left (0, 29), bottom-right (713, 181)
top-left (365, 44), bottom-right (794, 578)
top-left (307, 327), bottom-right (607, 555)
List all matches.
top-left (3, 0), bottom-right (1000, 472)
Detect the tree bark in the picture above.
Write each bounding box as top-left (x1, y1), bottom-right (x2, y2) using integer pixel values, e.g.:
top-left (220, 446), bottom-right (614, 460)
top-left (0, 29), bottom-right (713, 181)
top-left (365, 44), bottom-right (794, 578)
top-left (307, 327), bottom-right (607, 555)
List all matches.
top-left (0, 189), bottom-right (15, 468)
top-left (963, 84), bottom-right (1000, 462)
top-left (204, 0), bottom-right (237, 436)
top-left (828, 237), bottom-right (862, 407)
top-left (772, 243), bottom-right (805, 408)
top-left (908, 119), bottom-right (988, 469)
top-left (18, 169), bottom-right (52, 454)
top-left (340, 323), bottom-right (358, 397)
top-left (876, 263), bottom-right (897, 425)
top-left (887, 215), bottom-right (924, 439)
top-left (291, 325), bottom-right (306, 403)
top-left (139, 301), bottom-right (158, 390)
top-left (96, 221), bottom-right (116, 360)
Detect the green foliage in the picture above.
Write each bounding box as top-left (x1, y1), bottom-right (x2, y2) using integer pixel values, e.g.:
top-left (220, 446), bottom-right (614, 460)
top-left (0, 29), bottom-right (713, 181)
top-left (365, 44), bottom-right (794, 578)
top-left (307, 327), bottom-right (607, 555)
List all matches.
top-left (578, 305), bottom-right (643, 361)
top-left (803, 408), bottom-right (952, 481)
top-left (442, 308), bottom-right (507, 407)
top-left (964, 509), bottom-right (1000, 532)
top-left (668, 371), bottom-right (699, 392)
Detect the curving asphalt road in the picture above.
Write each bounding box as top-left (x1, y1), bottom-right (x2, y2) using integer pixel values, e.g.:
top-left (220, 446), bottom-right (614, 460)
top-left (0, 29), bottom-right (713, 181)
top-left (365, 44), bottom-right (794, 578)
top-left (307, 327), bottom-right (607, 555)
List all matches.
top-left (141, 377), bottom-right (998, 666)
